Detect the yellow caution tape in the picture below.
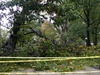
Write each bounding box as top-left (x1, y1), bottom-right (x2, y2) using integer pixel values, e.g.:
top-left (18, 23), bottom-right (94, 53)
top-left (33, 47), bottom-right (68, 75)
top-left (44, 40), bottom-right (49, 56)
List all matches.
top-left (0, 56), bottom-right (99, 63)
top-left (0, 56), bottom-right (100, 74)
top-left (0, 71), bottom-right (100, 74)
top-left (0, 56), bottom-right (100, 59)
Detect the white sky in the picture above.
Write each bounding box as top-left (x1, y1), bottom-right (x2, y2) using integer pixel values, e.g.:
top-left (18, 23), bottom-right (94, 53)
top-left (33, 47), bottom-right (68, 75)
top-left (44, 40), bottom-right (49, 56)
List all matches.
top-left (0, 0), bottom-right (11, 2)
top-left (0, 0), bottom-right (55, 30)
top-left (0, 0), bottom-right (11, 30)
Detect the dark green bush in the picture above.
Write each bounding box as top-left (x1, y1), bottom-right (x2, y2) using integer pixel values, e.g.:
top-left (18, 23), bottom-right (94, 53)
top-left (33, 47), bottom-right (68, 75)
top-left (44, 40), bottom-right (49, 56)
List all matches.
top-left (8, 38), bottom-right (100, 72)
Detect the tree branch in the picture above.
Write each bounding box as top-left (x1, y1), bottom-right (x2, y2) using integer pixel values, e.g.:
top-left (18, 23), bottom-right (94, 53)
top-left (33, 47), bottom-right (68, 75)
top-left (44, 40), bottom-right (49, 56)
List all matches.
top-left (80, 15), bottom-right (87, 23)
top-left (90, 18), bottom-right (100, 25)
top-left (54, 24), bottom-right (61, 34)
top-left (25, 27), bottom-right (49, 40)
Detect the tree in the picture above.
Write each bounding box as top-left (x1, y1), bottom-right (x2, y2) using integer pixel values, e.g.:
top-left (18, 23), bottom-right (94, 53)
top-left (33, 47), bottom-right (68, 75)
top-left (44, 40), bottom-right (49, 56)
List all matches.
top-left (0, 0), bottom-right (79, 51)
top-left (71, 0), bottom-right (100, 46)
top-left (90, 4), bottom-right (100, 45)
top-left (0, 0), bottom-right (46, 55)
top-left (43, 0), bottom-right (79, 46)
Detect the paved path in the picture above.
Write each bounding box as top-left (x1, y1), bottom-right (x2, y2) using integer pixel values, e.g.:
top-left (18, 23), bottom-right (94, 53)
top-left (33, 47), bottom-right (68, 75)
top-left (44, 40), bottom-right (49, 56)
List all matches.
top-left (8, 67), bottom-right (100, 75)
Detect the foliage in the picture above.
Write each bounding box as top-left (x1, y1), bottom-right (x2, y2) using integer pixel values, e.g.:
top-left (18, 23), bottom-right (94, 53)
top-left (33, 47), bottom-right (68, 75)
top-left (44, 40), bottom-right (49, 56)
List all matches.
top-left (71, 0), bottom-right (100, 46)
top-left (41, 21), bottom-right (57, 40)
top-left (0, 0), bottom-right (100, 73)
top-left (0, 28), bottom-right (8, 47)
top-left (67, 19), bottom-right (86, 40)
top-left (12, 37), bottom-right (100, 57)
top-left (0, 45), bottom-right (100, 72)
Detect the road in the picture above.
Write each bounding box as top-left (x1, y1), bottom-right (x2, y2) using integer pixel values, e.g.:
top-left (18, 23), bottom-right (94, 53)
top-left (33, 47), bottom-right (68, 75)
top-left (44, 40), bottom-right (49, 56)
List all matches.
top-left (7, 67), bottom-right (100, 75)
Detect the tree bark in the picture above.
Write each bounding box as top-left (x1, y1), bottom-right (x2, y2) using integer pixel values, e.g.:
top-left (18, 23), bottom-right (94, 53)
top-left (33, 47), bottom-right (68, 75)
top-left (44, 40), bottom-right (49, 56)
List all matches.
top-left (86, 26), bottom-right (91, 46)
top-left (86, 16), bottom-right (91, 46)
top-left (0, 24), bottom-right (21, 56)
top-left (93, 28), bottom-right (98, 45)
top-left (0, 12), bottom-right (23, 55)
top-left (84, 7), bottom-right (91, 47)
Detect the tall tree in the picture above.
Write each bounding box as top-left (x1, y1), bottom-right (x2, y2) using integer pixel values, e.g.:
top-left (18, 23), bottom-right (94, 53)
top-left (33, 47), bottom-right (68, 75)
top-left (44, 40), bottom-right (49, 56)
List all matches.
top-left (44, 0), bottom-right (79, 46)
top-left (71, 0), bottom-right (100, 46)
top-left (90, 4), bottom-right (100, 45)
top-left (0, 0), bottom-right (45, 55)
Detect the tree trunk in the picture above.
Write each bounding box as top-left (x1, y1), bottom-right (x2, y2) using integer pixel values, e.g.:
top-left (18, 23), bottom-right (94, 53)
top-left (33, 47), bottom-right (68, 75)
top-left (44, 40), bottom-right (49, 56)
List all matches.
top-left (84, 7), bottom-right (91, 47)
top-left (0, 12), bottom-right (23, 56)
top-left (0, 25), bottom-right (21, 56)
top-left (86, 20), bottom-right (91, 46)
top-left (93, 28), bottom-right (98, 45)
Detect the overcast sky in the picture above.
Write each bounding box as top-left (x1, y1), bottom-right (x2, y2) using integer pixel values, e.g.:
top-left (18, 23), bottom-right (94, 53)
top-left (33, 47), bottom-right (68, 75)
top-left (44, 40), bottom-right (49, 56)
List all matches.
top-left (0, 0), bottom-right (11, 2)
top-left (0, 0), bottom-right (55, 30)
top-left (0, 0), bottom-right (11, 30)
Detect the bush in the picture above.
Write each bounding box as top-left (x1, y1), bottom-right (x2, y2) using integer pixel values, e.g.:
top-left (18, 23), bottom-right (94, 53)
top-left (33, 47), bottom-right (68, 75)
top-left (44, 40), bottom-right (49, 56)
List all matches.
top-left (13, 37), bottom-right (100, 57)
top-left (9, 38), bottom-right (100, 72)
